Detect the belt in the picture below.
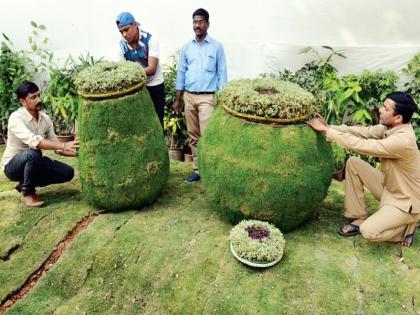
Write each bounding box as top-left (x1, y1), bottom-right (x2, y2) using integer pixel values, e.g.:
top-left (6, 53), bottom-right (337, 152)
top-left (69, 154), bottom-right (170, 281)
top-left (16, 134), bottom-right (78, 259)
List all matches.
top-left (186, 91), bottom-right (215, 95)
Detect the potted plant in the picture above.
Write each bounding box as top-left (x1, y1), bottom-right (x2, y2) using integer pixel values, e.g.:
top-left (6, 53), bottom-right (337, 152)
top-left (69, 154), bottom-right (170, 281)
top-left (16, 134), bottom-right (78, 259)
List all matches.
top-left (44, 54), bottom-right (103, 142)
top-left (229, 220), bottom-right (286, 268)
top-left (332, 143), bottom-right (347, 181)
top-left (183, 144), bottom-right (193, 162)
top-left (162, 55), bottom-right (188, 161)
top-left (163, 108), bottom-right (187, 161)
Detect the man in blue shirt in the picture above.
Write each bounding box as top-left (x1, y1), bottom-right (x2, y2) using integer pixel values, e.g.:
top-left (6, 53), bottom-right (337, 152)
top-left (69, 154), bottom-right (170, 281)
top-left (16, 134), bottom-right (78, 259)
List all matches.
top-left (172, 8), bottom-right (228, 183)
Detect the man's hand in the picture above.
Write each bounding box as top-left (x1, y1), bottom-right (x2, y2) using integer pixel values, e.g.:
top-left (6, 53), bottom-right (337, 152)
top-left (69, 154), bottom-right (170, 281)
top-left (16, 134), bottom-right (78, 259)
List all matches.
top-left (56, 139), bottom-right (79, 157)
top-left (312, 112), bottom-right (326, 125)
top-left (172, 99), bottom-right (181, 115)
top-left (307, 118), bottom-right (329, 132)
top-left (63, 139), bottom-right (80, 154)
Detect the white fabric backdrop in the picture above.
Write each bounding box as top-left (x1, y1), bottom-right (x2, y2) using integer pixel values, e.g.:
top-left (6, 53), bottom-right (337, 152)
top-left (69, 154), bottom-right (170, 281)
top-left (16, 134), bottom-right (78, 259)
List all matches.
top-left (1, 0), bottom-right (419, 81)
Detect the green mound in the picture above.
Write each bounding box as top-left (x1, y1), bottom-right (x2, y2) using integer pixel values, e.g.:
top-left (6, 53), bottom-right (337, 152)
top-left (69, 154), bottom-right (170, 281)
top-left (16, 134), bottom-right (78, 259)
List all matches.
top-left (76, 62), bottom-right (168, 210)
top-left (75, 61), bottom-right (146, 95)
top-left (198, 79), bottom-right (333, 231)
top-left (220, 78), bottom-right (315, 119)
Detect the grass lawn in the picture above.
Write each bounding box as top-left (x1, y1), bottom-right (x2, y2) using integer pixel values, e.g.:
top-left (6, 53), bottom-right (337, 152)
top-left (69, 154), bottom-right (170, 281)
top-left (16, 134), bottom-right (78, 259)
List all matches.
top-left (0, 146), bottom-right (419, 315)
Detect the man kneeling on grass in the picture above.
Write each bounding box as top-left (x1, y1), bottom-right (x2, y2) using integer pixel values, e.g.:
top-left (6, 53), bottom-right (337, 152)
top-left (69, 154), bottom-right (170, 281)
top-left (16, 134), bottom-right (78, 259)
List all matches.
top-left (1, 81), bottom-right (79, 207)
top-left (308, 92), bottom-right (419, 247)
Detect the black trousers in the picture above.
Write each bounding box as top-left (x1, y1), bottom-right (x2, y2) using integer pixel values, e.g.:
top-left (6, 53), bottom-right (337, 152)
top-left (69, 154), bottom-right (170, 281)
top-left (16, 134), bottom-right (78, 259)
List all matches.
top-left (146, 83), bottom-right (165, 129)
top-left (4, 149), bottom-right (74, 196)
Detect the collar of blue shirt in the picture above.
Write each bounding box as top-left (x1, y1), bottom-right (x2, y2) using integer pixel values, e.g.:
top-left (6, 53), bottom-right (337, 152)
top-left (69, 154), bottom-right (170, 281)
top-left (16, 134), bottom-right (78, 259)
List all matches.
top-left (192, 35), bottom-right (213, 44)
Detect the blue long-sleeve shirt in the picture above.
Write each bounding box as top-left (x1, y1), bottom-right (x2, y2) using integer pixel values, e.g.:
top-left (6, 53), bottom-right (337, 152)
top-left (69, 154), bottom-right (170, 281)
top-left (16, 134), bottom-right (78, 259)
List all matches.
top-left (175, 35), bottom-right (227, 92)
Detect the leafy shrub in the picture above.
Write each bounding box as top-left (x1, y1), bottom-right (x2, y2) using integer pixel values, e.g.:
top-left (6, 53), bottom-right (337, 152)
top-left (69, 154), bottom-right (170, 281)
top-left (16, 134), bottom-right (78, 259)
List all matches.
top-left (0, 38), bottom-right (30, 141)
top-left (332, 143), bottom-right (347, 170)
top-left (75, 61), bottom-right (146, 95)
top-left (43, 54), bottom-right (103, 135)
top-left (220, 79), bottom-right (315, 119)
top-left (403, 53), bottom-right (420, 147)
top-left (229, 220), bottom-right (285, 263)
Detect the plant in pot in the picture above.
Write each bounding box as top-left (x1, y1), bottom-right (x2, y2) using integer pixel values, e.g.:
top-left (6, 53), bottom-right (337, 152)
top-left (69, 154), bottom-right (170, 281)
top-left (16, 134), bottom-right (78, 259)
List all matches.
top-left (162, 54), bottom-right (188, 161)
top-left (229, 220), bottom-right (286, 268)
top-left (44, 54), bottom-right (104, 142)
top-left (44, 61), bottom-right (79, 141)
top-left (163, 109), bottom-right (187, 161)
top-left (332, 143), bottom-right (347, 181)
top-left (183, 141), bottom-right (193, 162)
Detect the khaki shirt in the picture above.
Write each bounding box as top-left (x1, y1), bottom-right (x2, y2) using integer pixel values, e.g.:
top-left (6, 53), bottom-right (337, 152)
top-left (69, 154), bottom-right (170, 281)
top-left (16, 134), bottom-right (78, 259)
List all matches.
top-left (1, 107), bottom-right (57, 170)
top-left (327, 123), bottom-right (420, 214)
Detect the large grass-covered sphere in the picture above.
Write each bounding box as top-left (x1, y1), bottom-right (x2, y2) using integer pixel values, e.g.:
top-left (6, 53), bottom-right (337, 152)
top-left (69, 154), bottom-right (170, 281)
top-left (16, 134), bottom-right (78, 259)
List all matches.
top-left (198, 78), bottom-right (333, 231)
top-left (76, 61), bottom-right (169, 210)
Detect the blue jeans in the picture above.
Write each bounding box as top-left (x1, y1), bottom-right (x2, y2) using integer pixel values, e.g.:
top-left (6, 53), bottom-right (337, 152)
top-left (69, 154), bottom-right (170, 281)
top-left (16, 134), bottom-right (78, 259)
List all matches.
top-left (4, 149), bottom-right (74, 196)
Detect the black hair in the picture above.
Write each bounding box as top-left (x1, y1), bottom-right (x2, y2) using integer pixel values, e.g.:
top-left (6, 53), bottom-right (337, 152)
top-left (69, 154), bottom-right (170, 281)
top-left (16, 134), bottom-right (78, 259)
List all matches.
top-left (386, 91), bottom-right (417, 124)
top-left (16, 81), bottom-right (39, 100)
top-left (193, 8), bottom-right (209, 22)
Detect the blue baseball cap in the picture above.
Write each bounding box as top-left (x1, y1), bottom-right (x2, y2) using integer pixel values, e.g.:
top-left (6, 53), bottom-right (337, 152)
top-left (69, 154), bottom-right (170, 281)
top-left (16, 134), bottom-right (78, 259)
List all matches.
top-left (116, 12), bottom-right (137, 28)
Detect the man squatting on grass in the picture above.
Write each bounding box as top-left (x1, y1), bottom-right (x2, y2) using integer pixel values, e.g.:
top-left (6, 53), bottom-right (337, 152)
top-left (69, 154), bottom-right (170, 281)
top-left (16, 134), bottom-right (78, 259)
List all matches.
top-left (308, 92), bottom-right (420, 247)
top-left (172, 8), bottom-right (228, 183)
top-left (1, 81), bottom-right (79, 208)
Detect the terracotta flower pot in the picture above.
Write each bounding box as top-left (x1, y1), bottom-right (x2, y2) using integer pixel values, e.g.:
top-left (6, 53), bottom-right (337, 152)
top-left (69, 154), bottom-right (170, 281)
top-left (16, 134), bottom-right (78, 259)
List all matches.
top-left (333, 168), bottom-right (345, 181)
top-left (184, 153), bottom-right (193, 162)
top-left (168, 148), bottom-right (184, 161)
top-left (57, 134), bottom-right (75, 143)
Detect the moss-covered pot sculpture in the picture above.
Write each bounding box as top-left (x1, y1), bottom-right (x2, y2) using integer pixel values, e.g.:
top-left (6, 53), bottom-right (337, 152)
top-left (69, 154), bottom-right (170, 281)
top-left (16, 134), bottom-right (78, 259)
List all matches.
top-left (198, 78), bottom-right (333, 231)
top-left (76, 61), bottom-right (169, 210)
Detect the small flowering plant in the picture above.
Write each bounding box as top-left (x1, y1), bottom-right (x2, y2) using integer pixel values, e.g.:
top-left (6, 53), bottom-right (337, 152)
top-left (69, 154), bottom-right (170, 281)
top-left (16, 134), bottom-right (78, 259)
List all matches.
top-left (229, 220), bottom-right (286, 265)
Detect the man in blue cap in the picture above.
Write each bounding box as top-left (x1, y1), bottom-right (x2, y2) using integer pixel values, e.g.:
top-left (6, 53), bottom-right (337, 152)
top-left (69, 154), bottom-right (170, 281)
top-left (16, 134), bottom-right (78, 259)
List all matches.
top-left (116, 12), bottom-right (165, 127)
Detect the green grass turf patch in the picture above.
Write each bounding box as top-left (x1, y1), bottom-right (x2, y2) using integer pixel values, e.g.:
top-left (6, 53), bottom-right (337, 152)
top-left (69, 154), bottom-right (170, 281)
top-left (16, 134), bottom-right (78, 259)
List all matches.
top-left (0, 145), bottom-right (419, 314)
top-left (0, 149), bottom-right (95, 302)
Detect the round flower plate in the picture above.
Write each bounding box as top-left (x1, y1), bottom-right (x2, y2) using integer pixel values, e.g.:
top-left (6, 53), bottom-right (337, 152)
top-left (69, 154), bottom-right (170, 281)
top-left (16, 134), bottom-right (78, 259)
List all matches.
top-left (230, 242), bottom-right (282, 268)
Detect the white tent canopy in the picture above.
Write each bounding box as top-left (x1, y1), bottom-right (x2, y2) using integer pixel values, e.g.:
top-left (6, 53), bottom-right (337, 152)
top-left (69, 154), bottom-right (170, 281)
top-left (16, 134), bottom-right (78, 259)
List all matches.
top-left (1, 0), bottom-right (419, 81)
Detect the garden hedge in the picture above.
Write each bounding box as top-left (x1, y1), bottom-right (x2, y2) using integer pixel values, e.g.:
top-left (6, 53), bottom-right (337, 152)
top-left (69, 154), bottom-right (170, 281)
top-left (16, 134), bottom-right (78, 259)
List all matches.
top-left (198, 79), bottom-right (333, 231)
top-left (76, 61), bottom-right (169, 210)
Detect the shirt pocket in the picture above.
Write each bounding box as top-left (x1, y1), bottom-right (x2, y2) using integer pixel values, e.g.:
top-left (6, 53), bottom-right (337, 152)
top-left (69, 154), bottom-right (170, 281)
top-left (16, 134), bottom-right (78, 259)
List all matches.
top-left (205, 53), bottom-right (216, 72)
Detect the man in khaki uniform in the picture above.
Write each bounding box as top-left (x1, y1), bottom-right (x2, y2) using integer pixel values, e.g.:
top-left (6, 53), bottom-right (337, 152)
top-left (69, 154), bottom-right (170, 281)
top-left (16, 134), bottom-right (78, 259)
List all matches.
top-left (308, 92), bottom-right (419, 247)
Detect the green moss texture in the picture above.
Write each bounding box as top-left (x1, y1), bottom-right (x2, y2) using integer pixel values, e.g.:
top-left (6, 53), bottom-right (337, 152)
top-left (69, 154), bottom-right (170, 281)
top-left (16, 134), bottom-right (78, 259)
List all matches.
top-left (198, 107), bottom-right (333, 231)
top-left (220, 79), bottom-right (315, 119)
top-left (77, 89), bottom-right (169, 210)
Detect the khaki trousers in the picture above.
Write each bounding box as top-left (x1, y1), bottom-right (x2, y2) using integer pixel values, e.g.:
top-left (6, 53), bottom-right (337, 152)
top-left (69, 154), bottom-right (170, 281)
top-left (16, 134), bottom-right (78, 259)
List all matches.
top-left (344, 157), bottom-right (419, 242)
top-left (183, 92), bottom-right (215, 170)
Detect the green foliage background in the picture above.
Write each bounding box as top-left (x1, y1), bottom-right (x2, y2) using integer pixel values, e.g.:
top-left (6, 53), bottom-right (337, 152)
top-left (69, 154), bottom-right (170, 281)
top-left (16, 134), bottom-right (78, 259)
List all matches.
top-left (77, 89), bottom-right (169, 210)
top-left (0, 41), bottom-right (29, 141)
top-left (198, 107), bottom-right (333, 231)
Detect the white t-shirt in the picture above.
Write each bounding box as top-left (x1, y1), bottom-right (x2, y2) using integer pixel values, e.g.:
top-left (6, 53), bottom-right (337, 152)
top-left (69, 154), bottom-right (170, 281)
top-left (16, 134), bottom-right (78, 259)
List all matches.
top-left (118, 29), bottom-right (164, 87)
